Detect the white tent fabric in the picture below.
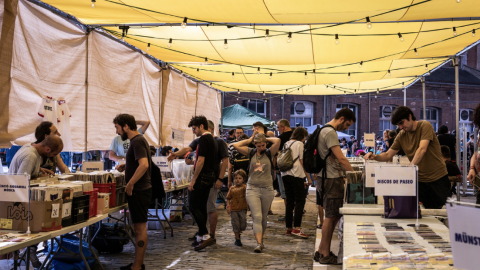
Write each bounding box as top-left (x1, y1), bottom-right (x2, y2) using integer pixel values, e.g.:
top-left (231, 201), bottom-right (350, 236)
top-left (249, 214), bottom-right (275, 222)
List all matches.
top-left (196, 84), bottom-right (222, 135)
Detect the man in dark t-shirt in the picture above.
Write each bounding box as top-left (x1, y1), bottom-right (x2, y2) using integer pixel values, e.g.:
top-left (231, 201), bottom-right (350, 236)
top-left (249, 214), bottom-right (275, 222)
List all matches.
top-left (187, 115), bottom-right (218, 251)
top-left (441, 145), bottom-right (461, 196)
top-left (113, 114), bottom-right (151, 270)
top-left (437, 125), bottom-right (456, 161)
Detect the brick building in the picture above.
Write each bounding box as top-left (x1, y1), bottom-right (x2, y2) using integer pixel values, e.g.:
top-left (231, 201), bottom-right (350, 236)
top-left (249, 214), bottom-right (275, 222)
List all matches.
top-left (223, 45), bottom-right (480, 139)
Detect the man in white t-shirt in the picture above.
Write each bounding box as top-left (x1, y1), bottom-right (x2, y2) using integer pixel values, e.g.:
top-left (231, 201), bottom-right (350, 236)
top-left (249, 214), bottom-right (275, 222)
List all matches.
top-left (109, 120), bottom-right (150, 162)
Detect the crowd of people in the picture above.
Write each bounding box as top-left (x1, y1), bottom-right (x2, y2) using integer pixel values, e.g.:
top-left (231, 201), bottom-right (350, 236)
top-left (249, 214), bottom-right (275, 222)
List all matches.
top-left (3, 101), bottom-right (480, 268)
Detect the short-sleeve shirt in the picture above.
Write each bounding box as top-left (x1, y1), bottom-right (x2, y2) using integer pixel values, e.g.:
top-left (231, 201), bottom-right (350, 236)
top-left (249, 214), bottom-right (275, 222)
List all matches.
top-left (281, 140), bottom-right (306, 178)
top-left (317, 127), bottom-right (344, 179)
top-left (8, 144), bottom-right (41, 178)
top-left (437, 133), bottom-right (456, 161)
top-left (192, 133), bottom-right (217, 175)
top-left (390, 121), bottom-right (448, 183)
top-left (278, 131), bottom-right (293, 151)
top-left (189, 136), bottom-right (225, 177)
top-left (445, 160), bottom-right (461, 178)
top-left (110, 127), bottom-right (143, 158)
top-left (125, 134), bottom-right (151, 191)
top-left (247, 148), bottom-right (273, 188)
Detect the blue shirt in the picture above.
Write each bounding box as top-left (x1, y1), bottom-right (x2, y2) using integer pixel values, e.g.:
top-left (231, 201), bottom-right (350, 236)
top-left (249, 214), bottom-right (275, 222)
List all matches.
top-left (109, 127), bottom-right (143, 158)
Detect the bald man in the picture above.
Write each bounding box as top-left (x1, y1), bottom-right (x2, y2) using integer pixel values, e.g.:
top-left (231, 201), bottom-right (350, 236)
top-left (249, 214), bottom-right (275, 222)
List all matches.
top-left (9, 135), bottom-right (64, 179)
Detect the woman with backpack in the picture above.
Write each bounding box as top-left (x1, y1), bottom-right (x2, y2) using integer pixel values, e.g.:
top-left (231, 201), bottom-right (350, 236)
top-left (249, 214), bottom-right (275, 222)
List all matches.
top-left (279, 127), bottom-right (312, 239)
top-left (231, 131), bottom-right (280, 253)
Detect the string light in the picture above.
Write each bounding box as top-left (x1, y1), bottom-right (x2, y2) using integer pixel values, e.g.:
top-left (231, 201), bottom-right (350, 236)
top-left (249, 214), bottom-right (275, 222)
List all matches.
top-left (359, 61), bottom-right (363, 68)
top-left (269, 72), bottom-right (272, 79)
top-left (348, 72), bottom-right (351, 79)
top-left (428, 70), bottom-right (431, 76)
top-left (335, 34), bottom-right (339, 45)
top-left (389, 93), bottom-right (392, 96)
top-left (248, 99), bottom-right (251, 102)
top-left (265, 29), bottom-right (270, 41)
top-left (377, 89), bottom-right (379, 94)
top-left (414, 48), bottom-right (418, 56)
top-left (298, 88), bottom-right (300, 92)
top-left (456, 0), bottom-right (461, 2)
top-left (168, 38), bottom-right (172, 48)
top-left (237, 89), bottom-right (240, 95)
top-left (281, 95), bottom-right (284, 99)
top-left (375, 95), bottom-right (377, 98)
top-left (366, 17), bottom-right (372, 29)
top-left (388, 70), bottom-right (391, 76)
top-left (344, 91), bottom-right (346, 94)
top-left (264, 99), bottom-right (267, 103)
top-left (263, 91), bottom-right (266, 96)
top-left (147, 43), bottom-right (150, 51)
top-left (181, 17), bottom-right (188, 29)
top-left (121, 32), bottom-right (125, 42)
top-left (305, 72), bottom-right (308, 79)
top-left (398, 33), bottom-right (404, 42)
top-left (287, 32), bottom-right (292, 43)
top-left (224, 39), bottom-right (228, 49)
top-left (360, 95), bottom-right (362, 98)
top-left (196, 68), bottom-right (199, 72)
top-left (91, 0), bottom-right (95, 8)
top-left (232, 72), bottom-right (235, 79)
top-left (473, 29), bottom-right (476, 37)
top-left (425, 64), bottom-right (428, 70)
top-left (204, 57), bottom-right (208, 65)
top-left (257, 67), bottom-right (260, 75)
top-left (236, 97), bottom-right (239, 101)
top-left (453, 27), bottom-right (457, 36)
top-left (313, 69), bottom-right (316, 74)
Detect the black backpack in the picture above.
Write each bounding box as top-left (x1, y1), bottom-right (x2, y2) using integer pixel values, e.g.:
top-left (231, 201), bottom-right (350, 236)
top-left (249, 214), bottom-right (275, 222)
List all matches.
top-left (91, 223), bottom-right (130, 254)
top-left (231, 150), bottom-right (250, 175)
top-left (303, 124), bottom-right (334, 174)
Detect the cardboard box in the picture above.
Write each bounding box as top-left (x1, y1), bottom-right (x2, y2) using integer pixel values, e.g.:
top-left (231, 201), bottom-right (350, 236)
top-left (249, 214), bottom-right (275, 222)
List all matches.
top-left (97, 196), bottom-right (109, 215)
top-left (0, 199), bottom-right (64, 232)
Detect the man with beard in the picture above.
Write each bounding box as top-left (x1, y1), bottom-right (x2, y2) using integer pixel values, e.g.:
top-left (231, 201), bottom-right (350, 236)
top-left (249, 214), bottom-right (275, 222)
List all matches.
top-left (109, 119), bottom-right (150, 162)
top-left (113, 114), bottom-right (152, 270)
top-left (9, 135), bottom-right (63, 268)
top-left (314, 107), bottom-right (355, 265)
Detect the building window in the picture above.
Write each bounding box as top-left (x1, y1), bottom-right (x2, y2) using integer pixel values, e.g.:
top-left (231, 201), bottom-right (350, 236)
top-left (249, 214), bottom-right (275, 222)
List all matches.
top-left (379, 105), bottom-right (397, 134)
top-left (241, 99), bottom-right (265, 116)
top-left (459, 109), bottom-right (474, 140)
top-left (420, 107), bottom-right (439, 132)
top-left (336, 103), bottom-right (358, 138)
top-left (290, 101), bottom-right (314, 127)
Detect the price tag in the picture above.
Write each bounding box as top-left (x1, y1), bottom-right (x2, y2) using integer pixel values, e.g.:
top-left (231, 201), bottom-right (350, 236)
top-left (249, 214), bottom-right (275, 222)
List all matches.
top-left (63, 202), bottom-right (72, 218)
top-left (79, 208), bottom-right (84, 214)
top-left (0, 218), bottom-right (12, 230)
top-left (51, 203), bottom-right (60, 218)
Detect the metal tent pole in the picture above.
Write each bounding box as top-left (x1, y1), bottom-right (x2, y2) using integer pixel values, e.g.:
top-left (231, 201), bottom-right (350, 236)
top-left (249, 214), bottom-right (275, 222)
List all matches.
top-left (323, 96), bottom-right (327, 125)
top-left (453, 57), bottom-right (462, 195)
top-left (421, 77), bottom-right (426, 120)
top-left (404, 88), bottom-right (406, 106)
top-left (368, 93), bottom-right (371, 133)
top-left (221, 92), bottom-right (224, 135)
top-left (84, 34), bottom-right (89, 161)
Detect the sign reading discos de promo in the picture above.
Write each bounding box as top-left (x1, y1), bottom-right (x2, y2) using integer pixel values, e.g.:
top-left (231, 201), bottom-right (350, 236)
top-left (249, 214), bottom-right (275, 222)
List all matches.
top-left (374, 165), bottom-right (416, 196)
top-left (447, 203), bottom-right (480, 270)
top-left (82, 161), bottom-right (104, 172)
top-left (364, 133), bottom-right (376, 147)
top-left (0, 174), bottom-right (29, 202)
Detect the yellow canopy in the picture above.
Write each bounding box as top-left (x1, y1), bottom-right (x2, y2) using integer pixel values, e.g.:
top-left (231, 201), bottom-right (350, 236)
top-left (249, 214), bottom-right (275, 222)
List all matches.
top-left (43, 0), bottom-right (480, 95)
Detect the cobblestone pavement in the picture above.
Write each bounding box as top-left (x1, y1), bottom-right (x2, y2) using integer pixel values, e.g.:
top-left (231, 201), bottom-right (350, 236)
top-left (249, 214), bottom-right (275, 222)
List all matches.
top-left (95, 192), bottom-right (318, 270)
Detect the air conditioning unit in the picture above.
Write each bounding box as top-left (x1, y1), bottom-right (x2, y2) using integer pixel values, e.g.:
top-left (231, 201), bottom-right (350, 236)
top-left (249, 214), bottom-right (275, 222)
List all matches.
top-left (381, 106), bottom-right (395, 118)
top-left (459, 109), bottom-right (470, 122)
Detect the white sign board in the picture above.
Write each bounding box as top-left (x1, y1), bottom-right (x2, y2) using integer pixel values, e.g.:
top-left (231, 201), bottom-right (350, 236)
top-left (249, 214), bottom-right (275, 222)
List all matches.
top-left (364, 133), bottom-right (376, 147)
top-left (152, 156), bottom-right (172, 172)
top-left (374, 165), bottom-right (416, 196)
top-left (51, 203), bottom-right (60, 218)
top-left (447, 203), bottom-right (480, 270)
top-left (63, 202), bottom-right (72, 218)
top-left (172, 128), bottom-right (185, 145)
top-left (365, 162), bottom-right (386, 188)
top-left (82, 161), bottom-right (104, 172)
top-left (0, 174), bottom-right (29, 202)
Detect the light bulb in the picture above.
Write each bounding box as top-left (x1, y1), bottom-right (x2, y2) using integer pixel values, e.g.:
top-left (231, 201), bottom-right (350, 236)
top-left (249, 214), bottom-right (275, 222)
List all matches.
top-left (453, 27), bottom-right (457, 36)
top-left (121, 34), bottom-right (125, 42)
top-left (335, 34), bottom-right (339, 45)
top-left (377, 89), bottom-right (379, 94)
top-left (232, 72), bottom-right (235, 79)
top-left (263, 91), bottom-right (265, 96)
top-left (281, 95), bottom-right (284, 99)
top-left (359, 61), bottom-right (363, 68)
top-left (168, 38), bottom-right (172, 48)
top-left (269, 72), bottom-right (272, 79)
top-left (257, 67), bottom-right (260, 75)
top-left (360, 95), bottom-right (362, 98)
top-left (456, 0), bottom-right (461, 3)
top-left (366, 17), bottom-right (372, 29)
top-left (224, 39), bottom-right (228, 49)
top-left (425, 64), bottom-right (428, 70)
top-left (287, 32), bottom-right (292, 43)
top-left (238, 90), bottom-right (240, 94)
top-left (388, 70), bottom-right (391, 76)
top-left (248, 99), bottom-right (251, 102)
top-left (91, 0), bottom-right (95, 8)
top-left (147, 43), bottom-right (150, 51)
top-left (398, 33), bottom-right (404, 42)
top-left (414, 48), bottom-right (418, 56)
top-left (305, 72), bottom-right (308, 79)
top-left (428, 70), bottom-right (431, 76)
top-left (389, 93), bottom-right (391, 96)
top-left (204, 57), bottom-right (208, 65)
top-left (265, 29), bottom-right (270, 41)
top-left (181, 18), bottom-right (187, 29)
top-left (473, 30), bottom-right (476, 37)
top-left (375, 95), bottom-right (377, 98)
top-left (236, 97), bottom-right (239, 101)
top-left (348, 72), bottom-right (351, 79)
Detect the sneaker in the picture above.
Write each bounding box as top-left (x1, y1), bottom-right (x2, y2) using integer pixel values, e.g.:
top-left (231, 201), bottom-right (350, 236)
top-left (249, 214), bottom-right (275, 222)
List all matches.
top-left (254, 244), bottom-right (262, 253)
top-left (314, 251), bottom-right (322, 262)
top-left (27, 246), bottom-right (41, 269)
top-left (234, 239), bottom-right (243, 246)
top-left (275, 191), bottom-right (281, 197)
top-left (188, 232), bottom-right (198, 241)
top-left (191, 239), bottom-right (201, 247)
top-left (319, 253), bottom-right (341, 265)
top-left (194, 237), bottom-right (215, 251)
top-left (120, 263), bottom-right (146, 270)
top-left (210, 234), bottom-right (216, 243)
top-left (292, 229), bottom-right (308, 239)
top-left (285, 229), bottom-right (292, 235)
top-left (278, 216), bottom-right (285, 222)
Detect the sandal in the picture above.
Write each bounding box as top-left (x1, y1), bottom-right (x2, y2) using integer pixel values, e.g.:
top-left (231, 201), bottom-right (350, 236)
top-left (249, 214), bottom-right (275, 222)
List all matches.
top-left (317, 224), bottom-right (323, 229)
